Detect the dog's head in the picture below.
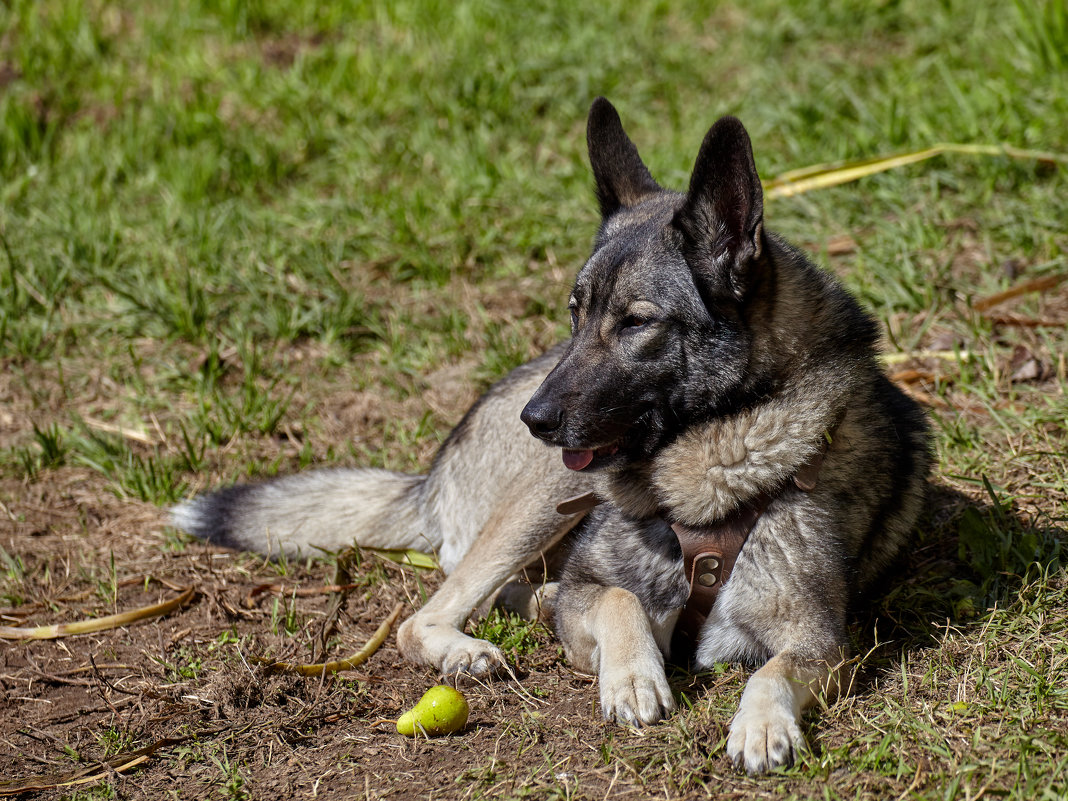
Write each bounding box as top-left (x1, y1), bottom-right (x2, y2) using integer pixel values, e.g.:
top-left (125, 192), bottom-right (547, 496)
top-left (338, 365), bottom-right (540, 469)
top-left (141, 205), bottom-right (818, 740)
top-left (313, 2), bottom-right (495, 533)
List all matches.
top-left (521, 98), bottom-right (770, 473)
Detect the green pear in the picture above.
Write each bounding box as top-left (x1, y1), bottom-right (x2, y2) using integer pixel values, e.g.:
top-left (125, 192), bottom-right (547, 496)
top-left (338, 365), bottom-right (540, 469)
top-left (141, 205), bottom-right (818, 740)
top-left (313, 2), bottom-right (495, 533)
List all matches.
top-left (396, 685), bottom-right (470, 737)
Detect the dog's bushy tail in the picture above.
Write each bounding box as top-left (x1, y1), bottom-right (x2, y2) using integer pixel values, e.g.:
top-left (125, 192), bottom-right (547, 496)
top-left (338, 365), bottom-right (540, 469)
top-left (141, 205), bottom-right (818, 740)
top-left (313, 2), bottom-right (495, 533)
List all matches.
top-left (171, 468), bottom-right (436, 559)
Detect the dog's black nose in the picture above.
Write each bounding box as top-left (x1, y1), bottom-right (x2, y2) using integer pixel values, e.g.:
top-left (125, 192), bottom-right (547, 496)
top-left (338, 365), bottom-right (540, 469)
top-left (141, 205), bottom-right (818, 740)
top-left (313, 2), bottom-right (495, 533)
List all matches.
top-left (521, 400), bottom-right (563, 438)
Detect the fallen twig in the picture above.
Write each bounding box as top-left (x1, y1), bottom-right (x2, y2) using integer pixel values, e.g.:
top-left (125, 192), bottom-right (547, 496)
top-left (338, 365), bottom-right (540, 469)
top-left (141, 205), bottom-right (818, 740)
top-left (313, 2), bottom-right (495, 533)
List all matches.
top-left (252, 602), bottom-right (405, 676)
top-left (82, 417), bottom-right (157, 445)
top-left (972, 273), bottom-right (1066, 312)
top-left (882, 350), bottom-right (973, 365)
top-left (0, 587), bottom-right (196, 641)
top-left (889, 368), bottom-right (938, 385)
top-left (0, 735), bottom-right (190, 795)
top-left (243, 583), bottom-right (362, 609)
top-left (312, 549), bottom-right (358, 663)
top-left (765, 143), bottom-right (1068, 199)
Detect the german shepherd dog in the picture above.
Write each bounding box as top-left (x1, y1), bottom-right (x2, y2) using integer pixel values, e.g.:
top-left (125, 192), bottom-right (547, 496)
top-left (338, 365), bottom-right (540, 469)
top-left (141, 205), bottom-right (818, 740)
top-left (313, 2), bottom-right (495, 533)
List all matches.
top-left (174, 98), bottom-right (931, 774)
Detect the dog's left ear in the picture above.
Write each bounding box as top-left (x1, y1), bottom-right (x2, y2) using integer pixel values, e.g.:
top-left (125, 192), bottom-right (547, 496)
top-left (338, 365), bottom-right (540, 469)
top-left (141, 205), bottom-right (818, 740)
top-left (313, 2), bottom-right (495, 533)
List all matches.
top-left (673, 116), bottom-right (764, 302)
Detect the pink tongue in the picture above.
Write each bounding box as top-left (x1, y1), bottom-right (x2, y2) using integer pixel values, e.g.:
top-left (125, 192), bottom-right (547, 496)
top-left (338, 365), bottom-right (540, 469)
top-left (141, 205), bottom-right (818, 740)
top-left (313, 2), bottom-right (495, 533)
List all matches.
top-left (562, 449), bottom-right (594, 471)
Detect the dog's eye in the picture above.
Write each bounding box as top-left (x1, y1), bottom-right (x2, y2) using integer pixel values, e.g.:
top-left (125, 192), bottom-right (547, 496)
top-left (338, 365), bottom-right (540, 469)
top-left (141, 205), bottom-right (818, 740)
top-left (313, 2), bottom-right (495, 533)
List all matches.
top-left (569, 306), bottom-right (579, 331)
top-left (619, 315), bottom-right (649, 333)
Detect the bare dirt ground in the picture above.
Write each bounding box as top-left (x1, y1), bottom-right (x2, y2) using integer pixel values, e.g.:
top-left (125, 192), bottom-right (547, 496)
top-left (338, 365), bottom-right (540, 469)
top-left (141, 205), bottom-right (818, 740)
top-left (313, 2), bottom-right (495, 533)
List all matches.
top-left (0, 463), bottom-right (1058, 800)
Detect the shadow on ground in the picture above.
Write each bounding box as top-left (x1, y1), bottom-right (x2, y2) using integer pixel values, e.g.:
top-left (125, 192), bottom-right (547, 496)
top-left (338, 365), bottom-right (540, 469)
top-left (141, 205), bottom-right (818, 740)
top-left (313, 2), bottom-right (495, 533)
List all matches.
top-left (868, 480), bottom-right (1064, 648)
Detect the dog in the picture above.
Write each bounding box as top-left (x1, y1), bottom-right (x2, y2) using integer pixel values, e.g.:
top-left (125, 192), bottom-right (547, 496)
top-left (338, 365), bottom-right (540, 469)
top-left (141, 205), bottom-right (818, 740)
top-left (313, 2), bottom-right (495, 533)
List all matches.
top-left (173, 98), bottom-right (931, 774)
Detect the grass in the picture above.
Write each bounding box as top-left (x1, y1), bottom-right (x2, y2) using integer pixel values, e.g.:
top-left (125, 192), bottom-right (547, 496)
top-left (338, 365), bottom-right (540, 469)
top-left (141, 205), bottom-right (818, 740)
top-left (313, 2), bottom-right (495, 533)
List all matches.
top-left (470, 608), bottom-right (553, 660)
top-left (0, 0), bottom-right (1065, 798)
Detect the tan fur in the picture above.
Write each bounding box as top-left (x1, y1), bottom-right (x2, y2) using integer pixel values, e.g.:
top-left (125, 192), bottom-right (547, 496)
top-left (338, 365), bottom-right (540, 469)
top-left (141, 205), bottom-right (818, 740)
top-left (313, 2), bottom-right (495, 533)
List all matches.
top-left (558, 586), bottom-right (676, 726)
top-left (728, 652), bottom-right (843, 773)
top-left (176, 347), bottom-right (597, 678)
top-left (171, 468), bottom-right (430, 557)
top-left (651, 389), bottom-right (837, 525)
top-left (176, 101), bottom-right (930, 781)
top-left (547, 103), bottom-right (930, 778)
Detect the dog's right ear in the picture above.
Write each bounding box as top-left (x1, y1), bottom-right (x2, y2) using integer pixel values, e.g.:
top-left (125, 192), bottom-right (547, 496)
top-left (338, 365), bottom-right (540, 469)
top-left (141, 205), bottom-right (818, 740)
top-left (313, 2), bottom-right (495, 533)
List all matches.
top-left (587, 98), bottom-right (661, 218)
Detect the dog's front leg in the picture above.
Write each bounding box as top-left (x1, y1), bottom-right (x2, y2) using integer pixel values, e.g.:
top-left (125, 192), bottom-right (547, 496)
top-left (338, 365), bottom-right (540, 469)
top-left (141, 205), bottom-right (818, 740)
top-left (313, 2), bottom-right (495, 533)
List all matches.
top-left (555, 583), bottom-right (677, 726)
top-left (397, 488), bottom-right (583, 678)
top-left (727, 650), bottom-right (842, 774)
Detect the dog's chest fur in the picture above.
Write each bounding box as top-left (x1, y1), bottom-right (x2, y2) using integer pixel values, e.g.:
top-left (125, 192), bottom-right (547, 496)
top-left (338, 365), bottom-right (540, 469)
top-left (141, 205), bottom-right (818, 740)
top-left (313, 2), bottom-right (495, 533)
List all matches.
top-left (598, 377), bottom-right (845, 527)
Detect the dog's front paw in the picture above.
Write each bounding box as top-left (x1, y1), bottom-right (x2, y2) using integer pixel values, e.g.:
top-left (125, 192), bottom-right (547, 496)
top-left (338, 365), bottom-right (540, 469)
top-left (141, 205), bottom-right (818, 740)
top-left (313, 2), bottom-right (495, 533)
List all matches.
top-left (440, 638), bottom-right (509, 680)
top-left (727, 676), bottom-right (805, 774)
top-left (397, 616), bottom-right (509, 679)
top-left (599, 653), bottom-right (675, 727)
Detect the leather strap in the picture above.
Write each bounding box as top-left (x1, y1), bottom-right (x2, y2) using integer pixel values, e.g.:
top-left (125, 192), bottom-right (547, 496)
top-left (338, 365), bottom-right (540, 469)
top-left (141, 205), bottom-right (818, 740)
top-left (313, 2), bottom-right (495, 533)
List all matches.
top-left (669, 495), bottom-right (770, 658)
top-left (556, 491), bottom-right (602, 516)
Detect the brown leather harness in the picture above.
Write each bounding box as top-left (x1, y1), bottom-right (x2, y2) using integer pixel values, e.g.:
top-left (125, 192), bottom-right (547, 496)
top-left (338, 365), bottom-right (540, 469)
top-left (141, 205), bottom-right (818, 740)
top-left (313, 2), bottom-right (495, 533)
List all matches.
top-left (556, 429), bottom-right (835, 662)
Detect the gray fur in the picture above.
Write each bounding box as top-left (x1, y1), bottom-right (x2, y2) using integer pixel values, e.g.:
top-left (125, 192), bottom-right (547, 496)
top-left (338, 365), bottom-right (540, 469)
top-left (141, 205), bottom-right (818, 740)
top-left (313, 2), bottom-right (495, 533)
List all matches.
top-left (172, 469), bottom-right (428, 557)
top-left (175, 345), bottom-right (598, 679)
